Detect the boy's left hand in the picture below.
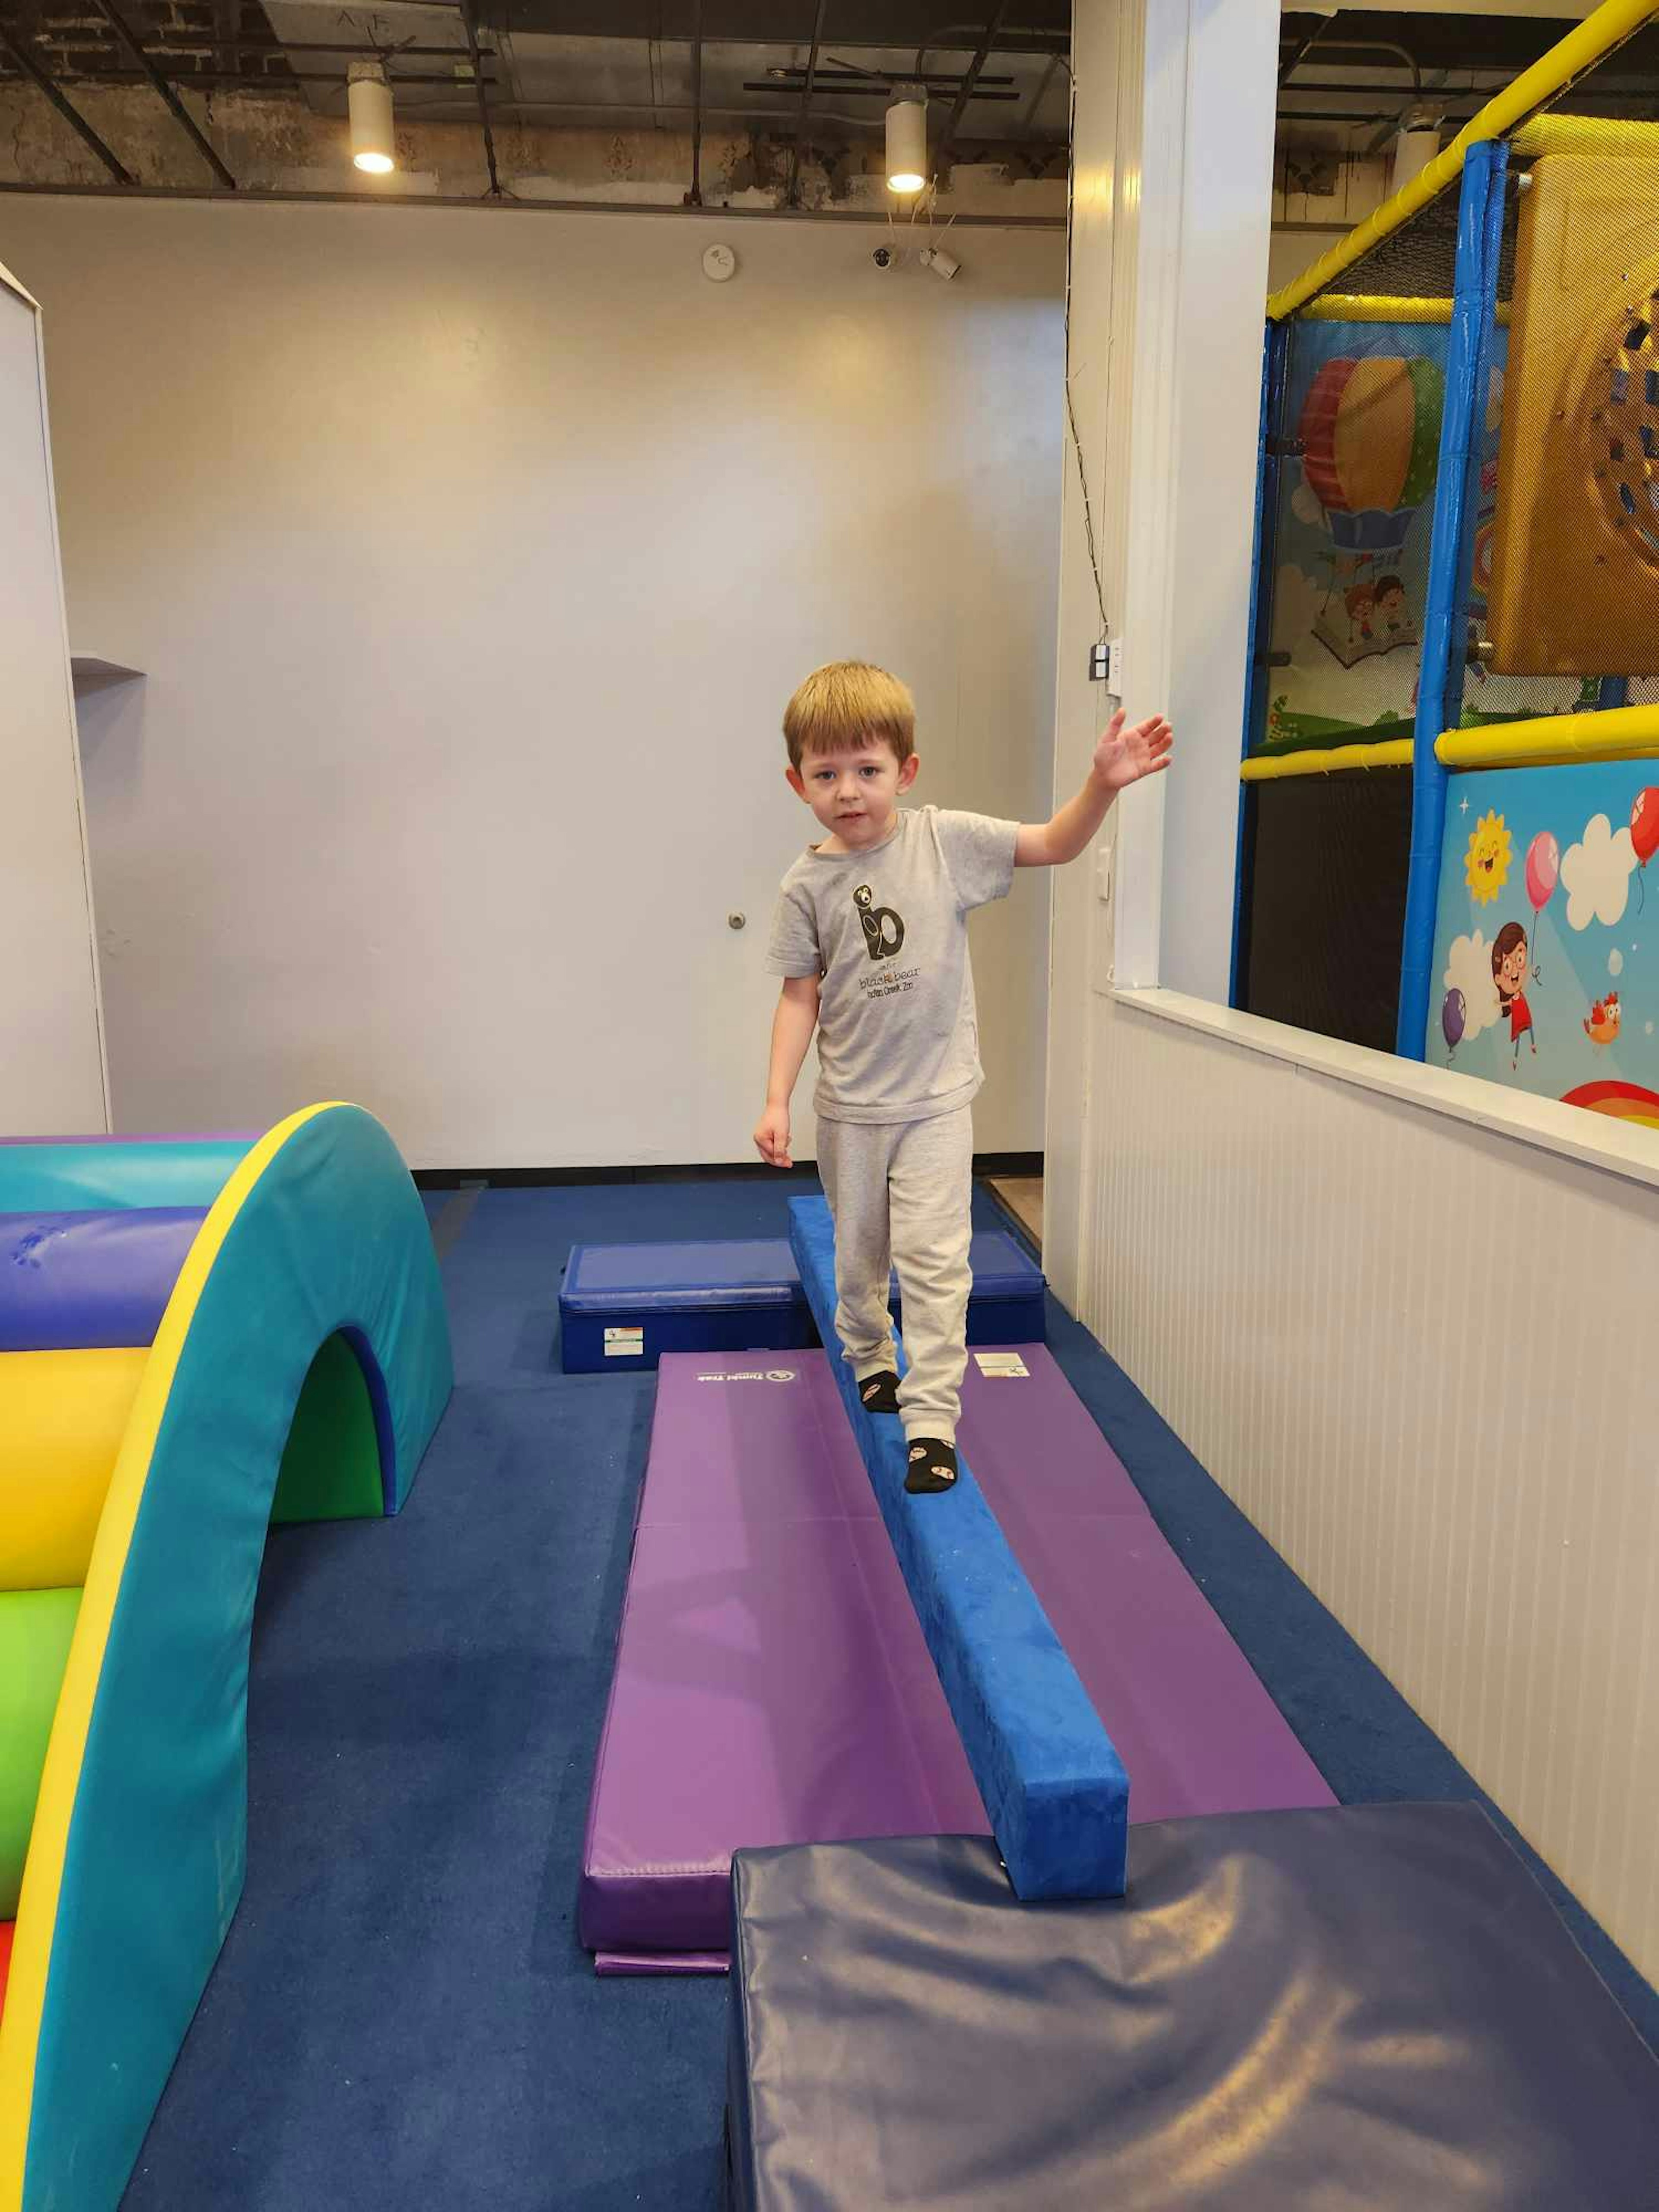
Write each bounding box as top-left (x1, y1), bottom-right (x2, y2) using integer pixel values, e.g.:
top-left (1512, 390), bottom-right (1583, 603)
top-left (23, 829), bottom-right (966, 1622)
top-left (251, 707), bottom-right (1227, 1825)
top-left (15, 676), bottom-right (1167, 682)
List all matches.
top-left (1091, 710), bottom-right (1173, 791)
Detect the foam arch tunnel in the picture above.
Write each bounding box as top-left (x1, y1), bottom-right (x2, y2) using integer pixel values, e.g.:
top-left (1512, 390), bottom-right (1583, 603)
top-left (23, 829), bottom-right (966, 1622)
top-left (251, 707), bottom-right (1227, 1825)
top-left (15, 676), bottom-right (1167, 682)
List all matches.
top-left (0, 1106), bottom-right (453, 2212)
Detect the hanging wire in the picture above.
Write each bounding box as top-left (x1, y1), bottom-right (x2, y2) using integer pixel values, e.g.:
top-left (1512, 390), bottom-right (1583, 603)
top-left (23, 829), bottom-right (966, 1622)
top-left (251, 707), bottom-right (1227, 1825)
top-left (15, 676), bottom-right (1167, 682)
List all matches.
top-left (1061, 58), bottom-right (1111, 638)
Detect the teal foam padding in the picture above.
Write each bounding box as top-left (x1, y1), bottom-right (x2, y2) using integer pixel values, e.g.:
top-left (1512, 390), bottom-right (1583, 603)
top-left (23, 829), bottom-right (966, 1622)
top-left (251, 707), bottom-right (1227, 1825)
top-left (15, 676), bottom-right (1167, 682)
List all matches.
top-left (22, 1107), bottom-right (453, 2212)
top-left (0, 1140), bottom-right (253, 1214)
top-left (788, 1195), bottom-right (1128, 1904)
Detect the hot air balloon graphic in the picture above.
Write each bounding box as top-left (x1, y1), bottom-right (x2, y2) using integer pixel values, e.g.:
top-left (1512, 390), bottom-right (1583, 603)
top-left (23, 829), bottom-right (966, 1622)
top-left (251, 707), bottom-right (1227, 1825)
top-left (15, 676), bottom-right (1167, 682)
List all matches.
top-left (1298, 353), bottom-right (1445, 668)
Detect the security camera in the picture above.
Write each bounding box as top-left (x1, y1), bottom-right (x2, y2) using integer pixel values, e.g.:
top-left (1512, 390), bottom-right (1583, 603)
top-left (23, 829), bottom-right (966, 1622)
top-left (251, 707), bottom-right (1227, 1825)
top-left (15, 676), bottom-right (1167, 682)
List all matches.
top-left (919, 245), bottom-right (959, 281)
top-left (871, 244), bottom-right (896, 270)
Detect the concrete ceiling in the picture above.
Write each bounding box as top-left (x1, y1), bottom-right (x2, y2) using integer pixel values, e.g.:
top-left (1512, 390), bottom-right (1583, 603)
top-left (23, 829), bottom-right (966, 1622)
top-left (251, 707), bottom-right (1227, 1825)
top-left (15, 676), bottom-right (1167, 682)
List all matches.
top-left (255, 1), bottom-right (1072, 146)
top-left (1277, 4), bottom-right (1659, 136)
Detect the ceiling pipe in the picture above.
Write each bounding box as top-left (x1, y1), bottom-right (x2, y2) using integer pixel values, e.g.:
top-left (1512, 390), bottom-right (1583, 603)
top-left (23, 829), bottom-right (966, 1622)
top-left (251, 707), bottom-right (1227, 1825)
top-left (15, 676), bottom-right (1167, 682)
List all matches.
top-left (938, 0), bottom-right (1011, 165)
top-left (1278, 11), bottom-right (1335, 89)
top-left (0, 19), bottom-right (135, 184)
top-left (458, 0), bottom-right (502, 195)
top-left (686, 0), bottom-right (704, 203)
top-left (88, 0), bottom-right (236, 186)
top-left (785, 0), bottom-right (830, 208)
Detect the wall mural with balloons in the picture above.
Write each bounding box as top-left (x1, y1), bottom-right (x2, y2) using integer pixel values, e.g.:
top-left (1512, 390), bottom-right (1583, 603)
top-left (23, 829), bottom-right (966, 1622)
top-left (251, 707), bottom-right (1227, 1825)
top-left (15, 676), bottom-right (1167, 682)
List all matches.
top-left (1244, 118), bottom-right (1659, 1137)
top-left (1265, 319), bottom-right (1599, 757)
top-left (1430, 760), bottom-right (1659, 1129)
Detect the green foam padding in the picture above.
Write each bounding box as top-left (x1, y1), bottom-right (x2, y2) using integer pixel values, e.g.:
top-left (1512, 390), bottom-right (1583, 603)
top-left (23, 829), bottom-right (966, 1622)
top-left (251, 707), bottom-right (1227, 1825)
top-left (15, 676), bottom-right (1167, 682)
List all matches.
top-left (270, 1332), bottom-right (387, 1526)
top-left (0, 1589), bottom-right (82, 1917)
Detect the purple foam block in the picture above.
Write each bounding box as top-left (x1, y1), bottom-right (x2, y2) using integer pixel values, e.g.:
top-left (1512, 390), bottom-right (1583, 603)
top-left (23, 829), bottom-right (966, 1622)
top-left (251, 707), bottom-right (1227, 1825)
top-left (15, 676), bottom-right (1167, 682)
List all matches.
top-left (580, 1354), bottom-right (985, 1961)
top-left (595, 1952), bottom-right (729, 1977)
top-left (0, 1208), bottom-right (206, 1351)
top-left (580, 1346), bottom-right (1333, 1969)
top-left (958, 1357), bottom-right (1331, 1824)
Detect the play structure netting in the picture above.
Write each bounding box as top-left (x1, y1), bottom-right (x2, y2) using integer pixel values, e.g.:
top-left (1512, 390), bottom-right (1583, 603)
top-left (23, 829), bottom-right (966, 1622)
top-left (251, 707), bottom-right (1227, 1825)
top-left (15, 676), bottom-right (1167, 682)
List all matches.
top-left (1236, 1), bottom-right (1659, 1136)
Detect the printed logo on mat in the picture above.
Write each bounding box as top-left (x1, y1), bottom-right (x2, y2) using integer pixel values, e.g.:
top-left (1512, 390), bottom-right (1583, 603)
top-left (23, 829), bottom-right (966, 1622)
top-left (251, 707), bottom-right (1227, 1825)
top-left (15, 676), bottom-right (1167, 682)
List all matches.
top-left (604, 1327), bottom-right (645, 1357)
top-left (695, 1369), bottom-right (797, 1384)
top-left (973, 1351), bottom-right (1028, 1379)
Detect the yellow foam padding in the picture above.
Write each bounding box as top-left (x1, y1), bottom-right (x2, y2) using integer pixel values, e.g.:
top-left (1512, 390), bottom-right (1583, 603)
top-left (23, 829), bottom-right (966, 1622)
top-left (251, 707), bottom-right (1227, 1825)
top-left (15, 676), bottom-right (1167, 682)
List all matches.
top-left (1298, 296), bottom-right (1511, 328)
top-left (1268, 0), bottom-right (1659, 322)
top-left (0, 1106), bottom-right (337, 2206)
top-left (1485, 153), bottom-right (1659, 675)
top-left (1241, 740), bottom-right (1415, 781)
top-left (1437, 704), bottom-right (1659, 770)
top-left (1512, 114), bottom-right (1659, 159)
top-left (0, 1354), bottom-right (147, 1592)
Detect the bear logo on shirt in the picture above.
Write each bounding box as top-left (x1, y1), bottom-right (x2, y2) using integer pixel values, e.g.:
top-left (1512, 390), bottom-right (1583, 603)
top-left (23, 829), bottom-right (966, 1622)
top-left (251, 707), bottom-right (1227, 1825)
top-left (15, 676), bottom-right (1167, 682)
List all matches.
top-left (853, 883), bottom-right (905, 961)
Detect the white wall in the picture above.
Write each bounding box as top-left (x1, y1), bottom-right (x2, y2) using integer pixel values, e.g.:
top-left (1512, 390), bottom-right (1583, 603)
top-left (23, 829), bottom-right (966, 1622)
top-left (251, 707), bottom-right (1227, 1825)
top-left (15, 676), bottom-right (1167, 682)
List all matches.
top-left (1055, 0), bottom-right (1659, 1993)
top-left (1268, 225), bottom-right (1348, 296)
top-left (1084, 1002), bottom-right (1659, 1990)
top-left (1, 197), bottom-right (1063, 1167)
top-left (0, 261), bottom-right (108, 1137)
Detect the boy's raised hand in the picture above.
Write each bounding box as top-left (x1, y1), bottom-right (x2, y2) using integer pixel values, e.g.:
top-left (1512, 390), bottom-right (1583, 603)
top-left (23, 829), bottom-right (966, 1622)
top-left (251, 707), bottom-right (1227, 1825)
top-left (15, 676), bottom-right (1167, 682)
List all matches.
top-left (753, 1104), bottom-right (793, 1169)
top-left (1091, 710), bottom-right (1173, 791)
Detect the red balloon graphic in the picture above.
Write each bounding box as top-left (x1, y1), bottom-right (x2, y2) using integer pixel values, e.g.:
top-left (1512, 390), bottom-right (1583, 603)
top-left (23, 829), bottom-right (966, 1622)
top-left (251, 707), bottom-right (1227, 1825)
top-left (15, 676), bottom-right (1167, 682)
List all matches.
top-left (1633, 786), bottom-right (1659, 868)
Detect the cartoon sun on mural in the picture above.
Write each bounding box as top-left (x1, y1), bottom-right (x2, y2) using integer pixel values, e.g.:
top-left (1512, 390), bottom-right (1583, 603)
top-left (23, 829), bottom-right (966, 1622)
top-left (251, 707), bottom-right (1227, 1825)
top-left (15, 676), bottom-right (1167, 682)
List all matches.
top-left (1432, 765), bottom-right (1659, 1113)
top-left (1464, 810), bottom-right (1512, 905)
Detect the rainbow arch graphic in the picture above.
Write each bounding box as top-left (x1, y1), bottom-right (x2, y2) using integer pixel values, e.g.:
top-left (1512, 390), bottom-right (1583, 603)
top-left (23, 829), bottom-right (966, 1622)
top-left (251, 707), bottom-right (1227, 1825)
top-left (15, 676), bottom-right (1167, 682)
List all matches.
top-left (1560, 1080), bottom-right (1659, 1129)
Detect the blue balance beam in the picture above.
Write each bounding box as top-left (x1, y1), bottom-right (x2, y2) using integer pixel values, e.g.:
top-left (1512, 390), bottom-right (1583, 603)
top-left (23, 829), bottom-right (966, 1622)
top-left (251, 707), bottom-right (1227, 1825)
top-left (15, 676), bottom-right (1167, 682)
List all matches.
top-left (788, 1195), bottom-right (1128, 1901)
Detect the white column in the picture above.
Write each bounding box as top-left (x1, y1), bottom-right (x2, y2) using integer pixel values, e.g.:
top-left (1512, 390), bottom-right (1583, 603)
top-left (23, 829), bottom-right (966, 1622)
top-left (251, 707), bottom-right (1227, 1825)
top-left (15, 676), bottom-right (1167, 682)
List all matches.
top-left (0, 261), bottom-right (109, 1136)
top-left (1046, 0), bottom-right (1278, 1300)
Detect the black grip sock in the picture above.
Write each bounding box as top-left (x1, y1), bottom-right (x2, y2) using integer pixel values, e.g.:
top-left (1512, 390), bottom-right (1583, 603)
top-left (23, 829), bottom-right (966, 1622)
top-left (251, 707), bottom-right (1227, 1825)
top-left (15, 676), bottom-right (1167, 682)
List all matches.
top-left (905, 1438), bottom-right (958, 1495)
top-left (857, 1369), bottom-right (901, 1416)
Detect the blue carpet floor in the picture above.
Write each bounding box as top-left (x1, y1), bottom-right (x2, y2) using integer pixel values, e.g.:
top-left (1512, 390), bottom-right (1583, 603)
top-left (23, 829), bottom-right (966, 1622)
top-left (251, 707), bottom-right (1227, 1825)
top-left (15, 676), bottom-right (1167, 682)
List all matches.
top-left (120, 1176), bottom-right (1658, 2210)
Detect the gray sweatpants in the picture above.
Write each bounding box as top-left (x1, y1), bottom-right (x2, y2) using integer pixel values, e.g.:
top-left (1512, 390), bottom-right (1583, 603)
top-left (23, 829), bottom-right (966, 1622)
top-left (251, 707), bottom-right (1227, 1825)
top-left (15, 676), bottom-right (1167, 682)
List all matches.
top-left (816, 1105), bottom-right (973, 1444)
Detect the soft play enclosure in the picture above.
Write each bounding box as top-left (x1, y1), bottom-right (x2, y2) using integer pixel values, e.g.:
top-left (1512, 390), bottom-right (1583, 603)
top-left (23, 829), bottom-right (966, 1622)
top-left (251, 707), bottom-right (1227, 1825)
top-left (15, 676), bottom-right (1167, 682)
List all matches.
top-left (1236, 0), bottom-right (1659, 1100)
top-left (0, 1106), bottom-right (451, 2212)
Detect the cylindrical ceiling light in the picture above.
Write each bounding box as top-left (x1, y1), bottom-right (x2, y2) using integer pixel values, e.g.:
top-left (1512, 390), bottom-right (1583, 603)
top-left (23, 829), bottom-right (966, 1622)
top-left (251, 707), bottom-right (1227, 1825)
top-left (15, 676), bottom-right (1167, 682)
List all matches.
top-left (348, 59), bottom-right (395, 175)
top-left (1389, 112), bottom-right (1441, 197)
top-left (885, 85), bottom-right (927, 195)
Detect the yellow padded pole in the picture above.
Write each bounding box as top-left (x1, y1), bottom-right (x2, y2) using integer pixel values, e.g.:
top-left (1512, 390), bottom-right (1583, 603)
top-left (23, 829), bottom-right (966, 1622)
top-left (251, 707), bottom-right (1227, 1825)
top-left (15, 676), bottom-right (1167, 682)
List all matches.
top-left (1241, 739), bottom-right (1415, 780)
top-left (1297, 295), bottom-right (1510, 327)
top-left (1437, 705), bottom-right (1659, 770)
top-left (0, 1352), bottom-right (147, 1592)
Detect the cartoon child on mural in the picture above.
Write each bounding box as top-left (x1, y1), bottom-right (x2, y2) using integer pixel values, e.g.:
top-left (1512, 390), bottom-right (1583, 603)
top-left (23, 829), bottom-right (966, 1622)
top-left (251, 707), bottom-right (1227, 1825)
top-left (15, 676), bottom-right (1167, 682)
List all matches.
top-left (1344, 583), bottom-right (1376, 645)
top-left (1491, 920), bottom-right (1538, 1068)
top-left (1340, 575), bottom-right (1408, 652)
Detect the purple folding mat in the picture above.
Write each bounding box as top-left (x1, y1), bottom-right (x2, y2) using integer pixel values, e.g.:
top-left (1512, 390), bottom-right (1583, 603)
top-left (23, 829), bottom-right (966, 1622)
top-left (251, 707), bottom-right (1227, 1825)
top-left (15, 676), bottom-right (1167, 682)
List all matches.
top-left (580, 1346), bottom-right (1333, 1971)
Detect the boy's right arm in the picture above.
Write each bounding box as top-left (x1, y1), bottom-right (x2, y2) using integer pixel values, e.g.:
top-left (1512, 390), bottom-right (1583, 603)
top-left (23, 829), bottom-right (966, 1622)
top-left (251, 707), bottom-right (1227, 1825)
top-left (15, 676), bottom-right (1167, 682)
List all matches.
top-left (754, 975), bottom-right (820, 1167)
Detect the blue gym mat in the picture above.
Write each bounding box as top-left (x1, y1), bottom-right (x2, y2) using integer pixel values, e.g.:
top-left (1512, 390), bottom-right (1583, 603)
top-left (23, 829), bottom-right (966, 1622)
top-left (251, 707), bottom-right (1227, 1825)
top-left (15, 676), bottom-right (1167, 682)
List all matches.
top-left (728, 1806), bottom-right (1659, 2210)
top-left (559, 1228), bottom-right (1045, 1370)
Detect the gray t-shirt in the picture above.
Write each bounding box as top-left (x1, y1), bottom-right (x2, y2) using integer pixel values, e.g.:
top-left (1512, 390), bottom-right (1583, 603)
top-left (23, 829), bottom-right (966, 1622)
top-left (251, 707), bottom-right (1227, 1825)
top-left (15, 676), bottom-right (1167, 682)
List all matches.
top-left (766, 805), bottom-right (1018, 1124)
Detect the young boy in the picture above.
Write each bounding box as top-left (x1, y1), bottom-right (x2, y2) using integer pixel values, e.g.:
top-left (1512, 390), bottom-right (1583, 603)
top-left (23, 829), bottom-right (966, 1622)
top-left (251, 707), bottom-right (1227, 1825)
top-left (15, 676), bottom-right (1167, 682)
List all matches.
top-left (755, 661), bottom-right (1172, 1495)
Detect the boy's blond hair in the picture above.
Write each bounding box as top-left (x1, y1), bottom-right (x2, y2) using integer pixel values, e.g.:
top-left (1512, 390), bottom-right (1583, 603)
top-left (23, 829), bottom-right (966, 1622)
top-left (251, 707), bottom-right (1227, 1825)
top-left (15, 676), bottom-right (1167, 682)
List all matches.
top-left (783, 661), bottom-right (915, 771)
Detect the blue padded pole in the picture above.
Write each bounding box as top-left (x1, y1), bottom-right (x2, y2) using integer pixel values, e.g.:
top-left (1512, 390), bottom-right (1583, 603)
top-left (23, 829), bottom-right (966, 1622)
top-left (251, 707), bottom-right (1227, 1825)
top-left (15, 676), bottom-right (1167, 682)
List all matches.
top-left (788, 1195), bottom-right (1129, 1901)
top-left (1397, 137), bottom-right (1510, 1058)
top-left (1231, 318), bottom-right (1291, 1009)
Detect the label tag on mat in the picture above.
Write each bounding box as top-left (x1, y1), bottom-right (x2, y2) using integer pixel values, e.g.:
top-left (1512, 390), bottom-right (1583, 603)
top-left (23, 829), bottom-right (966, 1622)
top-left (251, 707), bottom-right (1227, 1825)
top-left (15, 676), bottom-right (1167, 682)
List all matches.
top-left (973, 1351), bottom-right (1029, 1379)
